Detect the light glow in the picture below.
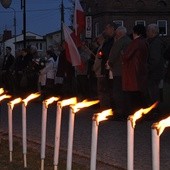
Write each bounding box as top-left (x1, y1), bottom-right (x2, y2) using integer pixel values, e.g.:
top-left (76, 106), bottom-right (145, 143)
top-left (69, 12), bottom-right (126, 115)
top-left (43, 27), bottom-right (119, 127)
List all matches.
top-left (71, 100), bottom-right (99, 113)
top-left (9, 97), bottom-right (22, 109)
top-left (23, 92), bottom-right (41, 106)
top-left (59, 97), bottom-right (77, 107)
top-left (44, 97), bottom-right (60, 108)
top-left (0, 88), bottom-right (4, 95)
top-left (0, 94), bottom-right (11, 101)
top-left (153, 116), bottom-right (170, 136)
top-left (130, 102), bottom-right (158, 128)
top-left (93, 109), bottom-right (113, 124)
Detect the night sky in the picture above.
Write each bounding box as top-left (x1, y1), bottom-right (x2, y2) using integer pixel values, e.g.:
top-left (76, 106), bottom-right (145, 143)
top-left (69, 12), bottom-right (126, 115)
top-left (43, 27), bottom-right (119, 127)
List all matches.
top-left (0, 0), bottom-right (73, 36)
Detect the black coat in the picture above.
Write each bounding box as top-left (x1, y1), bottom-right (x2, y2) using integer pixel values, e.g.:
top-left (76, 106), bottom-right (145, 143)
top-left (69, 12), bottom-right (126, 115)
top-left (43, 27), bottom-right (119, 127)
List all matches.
top-left (100, 37), bottom-right (114, 75)
top-left (2, 54), bottom-right (15, 71)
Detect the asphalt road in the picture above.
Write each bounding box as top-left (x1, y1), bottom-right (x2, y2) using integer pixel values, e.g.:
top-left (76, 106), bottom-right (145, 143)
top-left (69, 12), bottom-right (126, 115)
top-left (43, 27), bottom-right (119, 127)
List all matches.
top-left (0, 92), bottom-right (170, 170)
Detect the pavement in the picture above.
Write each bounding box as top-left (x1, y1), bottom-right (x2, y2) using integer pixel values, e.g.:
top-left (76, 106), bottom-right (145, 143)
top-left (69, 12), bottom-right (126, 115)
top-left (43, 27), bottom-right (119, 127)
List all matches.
top-left (0, 84), bottom-right (170, 170)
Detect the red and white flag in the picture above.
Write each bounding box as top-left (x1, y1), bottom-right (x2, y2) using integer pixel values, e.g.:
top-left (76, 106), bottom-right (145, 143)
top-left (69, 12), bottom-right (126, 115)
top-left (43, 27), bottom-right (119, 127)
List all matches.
top-left (63, 23), bottom-right (82, 66)
top-left (73, 0), bottom-right (85, 36)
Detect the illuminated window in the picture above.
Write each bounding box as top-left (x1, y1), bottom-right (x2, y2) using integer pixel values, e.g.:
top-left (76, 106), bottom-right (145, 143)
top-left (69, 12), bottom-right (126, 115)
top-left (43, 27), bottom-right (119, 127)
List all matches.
top-left (113, 20), bottom-right (123, 27)
top-left (135, 20), bottom-right (146, 26)
top-left (157, 20), bottom-right (167, 36)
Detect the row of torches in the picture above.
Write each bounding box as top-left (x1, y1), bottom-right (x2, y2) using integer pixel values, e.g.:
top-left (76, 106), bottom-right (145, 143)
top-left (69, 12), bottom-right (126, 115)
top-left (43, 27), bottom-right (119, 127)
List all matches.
top-left (0, 88), bottom-right (169, 170)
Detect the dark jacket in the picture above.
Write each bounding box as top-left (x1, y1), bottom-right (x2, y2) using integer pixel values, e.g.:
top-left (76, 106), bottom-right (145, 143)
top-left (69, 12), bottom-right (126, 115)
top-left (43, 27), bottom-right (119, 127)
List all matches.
top-left (2, 54), bottom-right (15, 71)
top-left (100, 37), bottom-right (114, 75)
top-left (147, 36), bottom-right (166, 80)
top-left (108, 35), bottom-right (131, 76)
top-left (122, 37), bottom-right (149, 92)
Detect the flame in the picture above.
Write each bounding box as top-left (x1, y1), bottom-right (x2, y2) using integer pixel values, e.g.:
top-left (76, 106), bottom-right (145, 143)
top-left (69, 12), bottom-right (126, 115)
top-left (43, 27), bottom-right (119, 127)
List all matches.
top-left (0, 94), bottom-right (12, 102)
top-left (0, 88), bottom-right (4, 95)
top-left (59, 97), bottom-right (77, 107)
top-left (9, 97), bottom-right (22, 109)
top-left (152, 116), bottom-right (170, 136)
top-left (23, 92), bottom-right (41, 106)
top-left (44, 97), bottom-right (59, 108)
top-left (130, 101), bottom-right (158, 128)
top-left (93, 109), bottom-right (113, 124)
top-left (71, 99), bottom-right (99, 113)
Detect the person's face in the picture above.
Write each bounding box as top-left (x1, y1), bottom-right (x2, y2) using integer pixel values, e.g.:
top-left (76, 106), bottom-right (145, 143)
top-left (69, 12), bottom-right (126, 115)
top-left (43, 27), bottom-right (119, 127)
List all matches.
top-left (146, 28), bottom-right (154, 39)
top-left (6, 48), bottom-right (11, 54)
top-left (115, 29), bottom-right (122, 39)
top-left (104, 24), bottom-right (115, 37)
top-left (96, 36), bottom-right (104, 45)
top-left (21, 50), bottom-right (27, 57)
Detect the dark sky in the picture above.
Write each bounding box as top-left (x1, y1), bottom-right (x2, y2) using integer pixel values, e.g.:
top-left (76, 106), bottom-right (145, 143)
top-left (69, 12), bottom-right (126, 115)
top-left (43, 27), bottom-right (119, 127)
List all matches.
top-left (0, 0), bottom-right (73, 36)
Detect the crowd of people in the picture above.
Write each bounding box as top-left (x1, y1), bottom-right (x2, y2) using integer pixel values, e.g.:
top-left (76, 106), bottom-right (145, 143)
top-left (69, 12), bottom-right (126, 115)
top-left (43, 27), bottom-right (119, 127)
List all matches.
top-left (93, 22), bottom-right (170, 119)
top-left (0, 22), bottom-right (170, 119)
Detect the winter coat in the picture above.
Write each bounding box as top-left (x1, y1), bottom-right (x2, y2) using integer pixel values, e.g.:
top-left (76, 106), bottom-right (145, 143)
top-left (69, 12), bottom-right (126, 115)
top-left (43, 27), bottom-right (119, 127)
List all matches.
top-left (108, 35), bottom-right (131, 76)
top-left (93, 44), bottom-right (105, 78)
top-left (100, 37), bottom-right (114, 75)
top-left (2, 54), bottom-right (15, 71)
top-left (122, 37), bottom-right (149, 92)
top-left (39, 57), bottom-right (55, 86)
top-left (147, 36), bottom-right (166, 81)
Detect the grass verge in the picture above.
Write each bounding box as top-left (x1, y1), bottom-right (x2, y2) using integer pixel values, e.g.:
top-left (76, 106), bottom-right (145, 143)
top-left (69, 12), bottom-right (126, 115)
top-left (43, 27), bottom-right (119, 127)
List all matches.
top-left (0, 134), bottom-right (87, 170)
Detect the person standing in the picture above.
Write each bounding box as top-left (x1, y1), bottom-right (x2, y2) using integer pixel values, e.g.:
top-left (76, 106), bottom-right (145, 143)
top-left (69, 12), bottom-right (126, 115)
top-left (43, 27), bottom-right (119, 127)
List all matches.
top-left (19, 48), bottom-right (34, 95)
top-left (122, 25), bottom-right (149, 117)
top-left (93, 22), bottom-right (117, 109)
top-left (2, 46), bottom-right (15, 71)
top-left (1, 46), bottom-right (15, 93)
top-left (147, 23), bottom-right (166, 104)
top-left (107, 26), bottom-right (131, 115)
top-left (38, 50), bottom-right (55, 99)
top-left (93, 34), bottom-right (107, 108)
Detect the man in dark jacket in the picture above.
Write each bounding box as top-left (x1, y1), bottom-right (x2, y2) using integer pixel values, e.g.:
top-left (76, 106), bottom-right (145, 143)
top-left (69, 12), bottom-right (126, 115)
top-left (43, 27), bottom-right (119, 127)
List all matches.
top-left (1, 46), bottom-right (15, 92)
top-left (147, 23), bottom-right (166, 103)
top-left (108, 26), bottom-right (131, 115)
top-left (95, 22), bottom-right (117, 109)
top-left (2, 46), bottom-right (15, 71)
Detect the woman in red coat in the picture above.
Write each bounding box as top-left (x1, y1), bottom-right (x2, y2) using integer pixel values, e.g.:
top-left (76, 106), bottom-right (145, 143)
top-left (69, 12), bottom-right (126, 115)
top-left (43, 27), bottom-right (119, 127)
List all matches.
top-left (122, 25), bottom-right (149, 117)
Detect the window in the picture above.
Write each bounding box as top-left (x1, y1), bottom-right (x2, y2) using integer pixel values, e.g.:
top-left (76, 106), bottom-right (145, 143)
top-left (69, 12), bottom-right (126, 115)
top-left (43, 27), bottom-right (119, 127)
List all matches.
top-left (135, 20), bottom-right (146, 26)
top-left (113, 20), bottom-right (123, 27)
top-left (39, 43), bottom-right (42, 50)
top-left (157, 20), bottom-right (167, 36)
top-left (95, 22), bottom-right (99, 37)
top-left (35, 42), bottom-right (43, 51)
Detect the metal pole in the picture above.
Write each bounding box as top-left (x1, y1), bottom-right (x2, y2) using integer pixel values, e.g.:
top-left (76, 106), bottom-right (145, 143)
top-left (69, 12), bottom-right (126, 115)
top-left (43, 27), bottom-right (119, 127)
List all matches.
top-left (21, 0), bottom-right (26, 48)
top-left (9, 7), bottom-right (16, 55)
top-left (23, 0), bottom-right (26, 48)
top-left (60, 0), bottom-right (64, 44)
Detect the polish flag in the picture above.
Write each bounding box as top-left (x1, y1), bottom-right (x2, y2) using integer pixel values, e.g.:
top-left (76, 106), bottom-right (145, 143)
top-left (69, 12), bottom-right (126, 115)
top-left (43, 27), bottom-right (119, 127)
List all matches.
top-left (73, 0), bottom-right (85, 36)
top-left (63, 23), bottom-right (82, 66)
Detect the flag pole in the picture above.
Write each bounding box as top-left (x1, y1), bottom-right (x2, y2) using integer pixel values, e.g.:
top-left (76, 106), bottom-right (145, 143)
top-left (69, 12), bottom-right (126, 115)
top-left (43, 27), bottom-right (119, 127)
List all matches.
top-left (83, 45), bottom-right (96, 57)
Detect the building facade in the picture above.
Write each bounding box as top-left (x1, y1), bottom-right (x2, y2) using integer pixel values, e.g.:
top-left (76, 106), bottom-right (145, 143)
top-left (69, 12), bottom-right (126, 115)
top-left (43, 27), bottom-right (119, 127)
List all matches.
top-left (83, 0), bottom-right (170, 42)
top-left (1, 32), bottom-right (46, 56)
